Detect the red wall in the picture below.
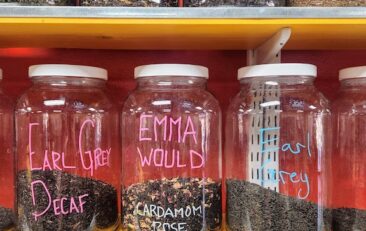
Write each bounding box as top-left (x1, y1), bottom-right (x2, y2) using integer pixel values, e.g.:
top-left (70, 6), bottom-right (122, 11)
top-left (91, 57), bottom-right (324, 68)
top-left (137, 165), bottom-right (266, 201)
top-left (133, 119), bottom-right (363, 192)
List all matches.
top-left (0, 48), bottom-right (365, 210)
top-left (1, 49), bottom-right (365, 105)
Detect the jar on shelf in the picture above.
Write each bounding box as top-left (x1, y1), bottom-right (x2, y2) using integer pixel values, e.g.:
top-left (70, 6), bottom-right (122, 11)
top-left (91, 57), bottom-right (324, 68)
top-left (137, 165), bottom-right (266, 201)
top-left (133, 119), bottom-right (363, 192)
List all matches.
top-left (0, 68), bottom-right (15, 230)
top-left (331, 66), bottom-right (366, 231)
top-left (18, 0), bottom-right (76, 6)
top-left (287, 0), bottom-right (366, 6)
top-left (184, 0), bottom-right (285, 7)
top-left (225, 64), bottom-right (331, 231)
top-left (15, 64), bottom-right (120, 230)
top-left (0, 0), bottom-right (20, 6)
top-left (121, 64), bottom-right (222, 231)
top-left (80, 0), bottom-right (177, 7)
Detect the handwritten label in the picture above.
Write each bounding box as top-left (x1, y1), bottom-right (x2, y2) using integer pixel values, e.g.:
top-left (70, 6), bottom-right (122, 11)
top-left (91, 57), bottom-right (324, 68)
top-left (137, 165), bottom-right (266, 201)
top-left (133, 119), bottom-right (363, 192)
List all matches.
top-left (28, 119), bottom-right (111, 220)
top-left (259, 127), bottom-right (311, 199)
top-left (137, 114), bottom-right (204, 170)
top-left (136, 203), bottom-right (203, 231)
top-left (31, 180), bottom-right (88, 221)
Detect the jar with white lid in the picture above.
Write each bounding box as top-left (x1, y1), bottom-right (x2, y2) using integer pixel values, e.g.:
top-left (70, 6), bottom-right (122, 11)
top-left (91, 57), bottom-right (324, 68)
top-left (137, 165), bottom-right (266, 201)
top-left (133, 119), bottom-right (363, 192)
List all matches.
top-left (80, 0), bottom-right (177, 6)
top-left (225, 63), bottom-right (331, 231)
top-left (331, 66), bottom-right (366, 231)
top-left (121, 64), bottom-right (222, 231)
top-left (0, 68), bottom-right (15, 230)
top-left (15, 64), bottom-right (120, 230)
top-left (287, 0), bottom-right (365, 6)
top-left (184, 0), bottom-right (285, 7)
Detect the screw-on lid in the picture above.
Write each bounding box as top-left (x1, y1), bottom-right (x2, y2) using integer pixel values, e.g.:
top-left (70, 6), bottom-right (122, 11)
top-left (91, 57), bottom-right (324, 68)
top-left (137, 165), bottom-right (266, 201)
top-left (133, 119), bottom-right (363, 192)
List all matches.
top-left (134, 64), bottom-right (209, 79)
top-left (339, 66), bottom-right (366, 81)
top-left (29, 64), bottom-right (108, 80)
top-left (238, 63), bottom-right (317, 80)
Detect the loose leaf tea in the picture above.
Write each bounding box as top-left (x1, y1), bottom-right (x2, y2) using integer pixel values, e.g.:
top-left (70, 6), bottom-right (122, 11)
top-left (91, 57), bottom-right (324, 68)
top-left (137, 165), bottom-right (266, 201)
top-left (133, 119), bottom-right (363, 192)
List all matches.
top-left (17, 170), bottom-right (118, 230)
top-left (226, 179), bottom-right (331, 231)
top-left (184, 0), bottom-right (285, 6)
top-left (80, 0), bottom-right (178, 6)
top-left (18, 0), bottom-right (75, 5)
top-left (0, 206), bottom-right (15, 230)
top-left (287, 0), bottom-right (366, 6)
top-left (122, 177), bottom-right (221, 231)
top-left (332, 208), bottom-right (366, 231)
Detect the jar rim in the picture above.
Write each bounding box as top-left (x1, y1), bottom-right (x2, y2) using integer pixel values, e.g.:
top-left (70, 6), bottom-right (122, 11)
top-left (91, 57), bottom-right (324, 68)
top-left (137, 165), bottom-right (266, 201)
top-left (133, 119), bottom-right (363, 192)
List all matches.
top-left (134, 64), bottom-right (209, 79)
top-left (237, 63), bottom-right (317, 80)
top-left (29, 64), bottom-right (108, 80)
top-left (339, 66), bottom-right (366, 81)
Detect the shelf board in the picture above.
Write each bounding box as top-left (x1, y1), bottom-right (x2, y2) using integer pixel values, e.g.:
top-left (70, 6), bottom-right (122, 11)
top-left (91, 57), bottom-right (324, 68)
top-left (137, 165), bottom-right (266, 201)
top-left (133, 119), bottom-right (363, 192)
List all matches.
top-left (0, 7), bottom-right (365, 50)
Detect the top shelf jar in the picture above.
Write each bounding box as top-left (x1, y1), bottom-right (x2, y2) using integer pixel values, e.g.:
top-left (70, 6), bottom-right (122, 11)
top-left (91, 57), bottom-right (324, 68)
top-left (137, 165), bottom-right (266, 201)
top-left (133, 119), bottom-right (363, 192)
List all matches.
top-left (2, 0), bottom-right (365, 7)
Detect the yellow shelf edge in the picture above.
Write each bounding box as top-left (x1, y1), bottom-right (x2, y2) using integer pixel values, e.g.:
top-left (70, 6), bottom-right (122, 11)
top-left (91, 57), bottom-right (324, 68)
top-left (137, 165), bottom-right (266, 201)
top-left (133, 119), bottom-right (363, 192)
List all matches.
top-left (0, 18), bottom-right (365, 50)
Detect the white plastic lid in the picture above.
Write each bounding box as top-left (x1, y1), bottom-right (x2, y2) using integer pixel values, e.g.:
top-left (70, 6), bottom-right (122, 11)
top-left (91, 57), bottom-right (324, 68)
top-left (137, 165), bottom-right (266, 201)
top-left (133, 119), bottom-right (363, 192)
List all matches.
top-left (238, 63), bottom-right (317, 80)
top-left (134, 64), bottom-right (209, 79)
top-left (29, 64), bottom-right (108, 80)
top-left (339, 66), bottom-right (366, 81)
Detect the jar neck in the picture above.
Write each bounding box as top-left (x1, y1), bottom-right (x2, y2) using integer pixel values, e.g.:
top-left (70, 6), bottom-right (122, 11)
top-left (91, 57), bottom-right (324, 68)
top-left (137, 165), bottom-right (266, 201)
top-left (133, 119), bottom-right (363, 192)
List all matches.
top-left (31, 76), bottom-right (106, 87)
top-left (137, 76), bottom-right (207, 90)
top-left (340, 78), bottom-right (366, 90)
top-left (239, 76), bottom-right (315, 89)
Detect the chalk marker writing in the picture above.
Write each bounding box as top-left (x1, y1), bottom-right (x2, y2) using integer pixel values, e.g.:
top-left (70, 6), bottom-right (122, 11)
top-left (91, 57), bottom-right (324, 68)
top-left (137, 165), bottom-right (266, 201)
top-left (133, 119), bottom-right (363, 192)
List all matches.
top-left (31, 179), bottom-right (88, 220)
top-left (259, 127), bottom-right (312, 199)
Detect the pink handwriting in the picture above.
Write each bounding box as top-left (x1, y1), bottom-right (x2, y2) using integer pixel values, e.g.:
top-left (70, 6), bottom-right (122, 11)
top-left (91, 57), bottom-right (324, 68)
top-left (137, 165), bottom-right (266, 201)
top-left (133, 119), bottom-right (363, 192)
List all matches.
top-left (137, 147), bottom-right (204, 169)
top-left (31, 180), bottom-right (88, 220)
top-left (139, 115), bottom-right (197, 144)
top-left (28, 119), bottom-right (111, 175)
top-left (31, 180), bottom-right (51, 221)
top-left (29, 123), bottom-right (42, 171)
top-left (29, 123), bottom-right (76, 171)
top-left (139, 114), bottom-right (153, 141)
top-left (78, 119), bottom-right (111, 176)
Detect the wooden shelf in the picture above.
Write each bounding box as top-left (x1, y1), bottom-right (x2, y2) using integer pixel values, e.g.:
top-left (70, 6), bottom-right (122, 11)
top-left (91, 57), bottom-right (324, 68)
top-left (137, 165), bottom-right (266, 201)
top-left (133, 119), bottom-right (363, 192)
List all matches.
top-left (0, 7), bottom-right (365, 50)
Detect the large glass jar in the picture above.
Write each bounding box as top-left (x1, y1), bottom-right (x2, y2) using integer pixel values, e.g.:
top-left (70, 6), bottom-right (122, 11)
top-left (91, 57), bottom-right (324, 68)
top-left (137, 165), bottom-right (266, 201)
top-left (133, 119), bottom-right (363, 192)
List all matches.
top-left (0, 68), bottom-right (15, 231)
top-left (184, 0), bottom-right (285, 7)
top-left (15, 64), bottom-right (120, 230)
top-left (331, 66), bottom-right (366, 231)
top-left (287, 0), bottom-right (366, 6)
top-left (225, 64), bottom-right (331, 231)
top-left (18, 0), bottom-right (75, 6)
top-left (80, 0), bottom-right (177, 6)
top-left (122, 64), bottom-right (222, 231)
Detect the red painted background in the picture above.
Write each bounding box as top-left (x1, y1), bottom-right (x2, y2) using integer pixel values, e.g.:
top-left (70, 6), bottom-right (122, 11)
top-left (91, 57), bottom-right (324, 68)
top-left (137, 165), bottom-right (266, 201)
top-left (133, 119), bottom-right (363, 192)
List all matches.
top-left (0, 48), bottom-right (365, 210)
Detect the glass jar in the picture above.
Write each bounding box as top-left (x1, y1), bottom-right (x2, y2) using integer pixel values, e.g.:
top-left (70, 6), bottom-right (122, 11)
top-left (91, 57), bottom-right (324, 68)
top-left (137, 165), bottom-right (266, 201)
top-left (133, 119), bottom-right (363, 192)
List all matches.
top-left (0, 0), bottom-right (20, 6)
top-left (184, 0), bottom-right (285, 7)
top-left (15, 64), bottom-right (120, 230)
top-left (287, 0), bottom-right (366, 6)
top-left (80, 0), bottom-right (177, 6)
top-left (331, 66), bottom-right (366, 231)
top-left (121, 64), bottom-right (222, 231)
top-left (0, 68), bottom-right (15, 231)
top-left (225, 64), bottom-right (331, 231)
top-left (18, 0), bottom-right (75, 6)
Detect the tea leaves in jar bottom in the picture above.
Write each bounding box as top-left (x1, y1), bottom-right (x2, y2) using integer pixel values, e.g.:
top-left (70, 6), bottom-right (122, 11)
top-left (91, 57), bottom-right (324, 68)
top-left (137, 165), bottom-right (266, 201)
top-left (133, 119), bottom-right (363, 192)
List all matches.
top-left (287, 0), bottom-right (366, 6)
top-left (0, 207), bottom-right (15, 230)
top-left (18, 0), bottom-right (74, 5)
top-left (184, 0), bottom-right (285, 7)
top-left (17, 170), bottom-right (118, 231)
top-left (226, 179), bottom-right (332, 231)
top-left (122, 177), bottom-right (222, 231)
top-left (332, 208), bottom-right (366, 231)
top-left (80, 0), bottom-right (177, 6)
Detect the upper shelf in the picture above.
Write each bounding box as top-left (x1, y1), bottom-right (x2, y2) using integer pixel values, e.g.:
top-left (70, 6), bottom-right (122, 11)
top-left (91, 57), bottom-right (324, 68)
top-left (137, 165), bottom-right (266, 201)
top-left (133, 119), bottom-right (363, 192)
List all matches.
top-left (0, 7), bottom-right (365, 50)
